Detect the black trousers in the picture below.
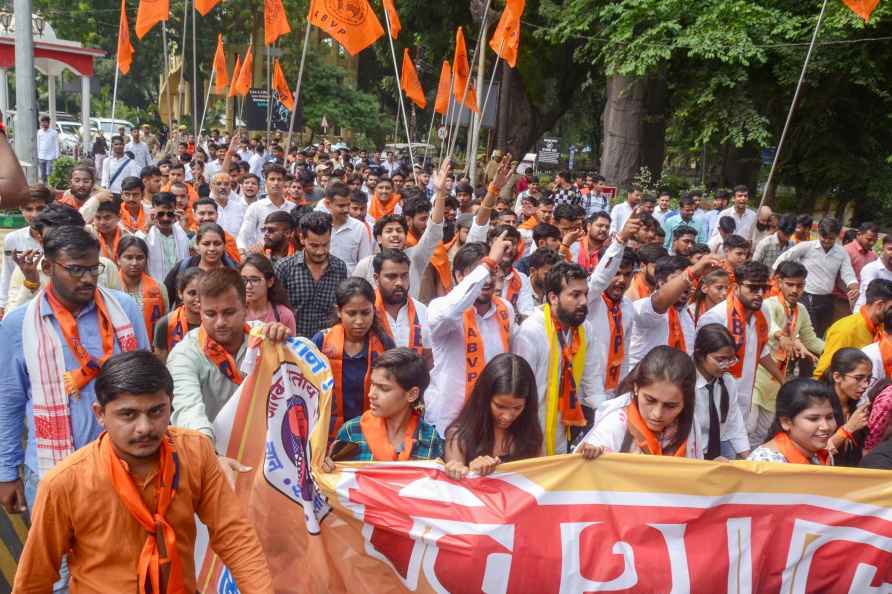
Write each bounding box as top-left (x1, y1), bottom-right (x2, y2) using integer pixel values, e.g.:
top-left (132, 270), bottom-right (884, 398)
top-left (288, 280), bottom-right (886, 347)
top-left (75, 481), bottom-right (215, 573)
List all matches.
top-left (803, 292), bottom-right (836, 339)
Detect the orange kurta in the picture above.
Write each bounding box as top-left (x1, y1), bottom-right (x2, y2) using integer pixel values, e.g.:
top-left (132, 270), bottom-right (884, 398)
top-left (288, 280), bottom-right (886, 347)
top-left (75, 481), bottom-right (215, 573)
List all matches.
top-left (14, 427), bottom-right (273, 594)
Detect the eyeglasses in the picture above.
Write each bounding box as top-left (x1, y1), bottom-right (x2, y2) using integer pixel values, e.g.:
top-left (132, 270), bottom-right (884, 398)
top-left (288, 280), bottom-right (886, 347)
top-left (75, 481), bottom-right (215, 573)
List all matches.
top-left (50, 260), bottom-right (106, 278)
top-left (707, 353), bottom-right (739, 368)
top-left (241, 276), bottom-right (266, 286)
top-left (844, 374), bottom-right (877, 387)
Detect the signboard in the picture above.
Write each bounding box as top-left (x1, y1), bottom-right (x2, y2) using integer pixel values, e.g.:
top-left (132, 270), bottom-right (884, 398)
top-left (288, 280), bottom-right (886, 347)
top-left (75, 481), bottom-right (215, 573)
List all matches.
top-left (600, 185), bottom-right (618, 201)
top-left (244, 88), bottom-right (302, 132)
top-left (761, 147), bottom-right (777, 166)
top-left (538, 137), bottom-right (560, 166)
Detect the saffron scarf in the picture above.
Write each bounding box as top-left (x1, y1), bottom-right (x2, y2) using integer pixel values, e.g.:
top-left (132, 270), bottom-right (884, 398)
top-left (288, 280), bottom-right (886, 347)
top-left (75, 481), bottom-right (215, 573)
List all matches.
top-left (577, 236), bottom-right (599, 274)
top-left (626, 399), bottom-right (687, 457)
top-left (166, 306), bottom-right (190, 351)
top-left (463, 298), bottom-right (511, 401)
top-left (120, 203), bottom-right (146, 233)
top-left (405, 230), bottom-right (419, 248)
top-left (121, 273), bottom-right (166, 343)
top-left (359, 409), bottom-right (419, 461)
top-left (504, 269), bottom-right (522, 308)
top-left (543, 303), bottom-right (588, 455)
top-left (518, 216), bottom-right (538, 231)
top-left (322, 325), bottom-right (387, 431)
top-left (667, 306), bottom-right (687, 353)
top-left (772, 431), bottom-right (831, 465)
top-left (861, 305), bottom-right (881, 340)
top-left (375, 290), bottom-right (423, 355)
top-left (102, 432), bottom-right (185, 594)
top-left (265, 242), bottom-right (296, 261)
top-left (198, 324), bottom-right (250, 384)
top-left (368, 193), bottom-right (401, 219)
top-left (633, 271), bottom-right (652, 299)
top-left (224, 232), bottom-right (241, 264)
top-left (99, 227), bottom-right (123, 261)
top-left (602, 294), bottom-right (624, 390)
top-left (430, 235), bottom-right (459, 292)
top-left (727, 294), bottom-right (769, 379)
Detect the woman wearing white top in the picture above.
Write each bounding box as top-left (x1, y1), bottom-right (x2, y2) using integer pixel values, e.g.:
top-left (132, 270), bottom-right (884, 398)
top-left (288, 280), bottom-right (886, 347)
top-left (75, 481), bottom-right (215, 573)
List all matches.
top-left (576, 346), bottom-right (704, 459)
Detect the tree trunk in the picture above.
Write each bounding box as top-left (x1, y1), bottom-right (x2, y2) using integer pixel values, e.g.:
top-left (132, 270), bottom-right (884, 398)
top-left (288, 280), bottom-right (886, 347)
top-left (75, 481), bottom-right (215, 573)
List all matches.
top-left (496, 62), bottom-right (511, 151)
top-left (641, 73), bottom-right (667, 180)
top-left (600, 75), bottom-right (647, 188)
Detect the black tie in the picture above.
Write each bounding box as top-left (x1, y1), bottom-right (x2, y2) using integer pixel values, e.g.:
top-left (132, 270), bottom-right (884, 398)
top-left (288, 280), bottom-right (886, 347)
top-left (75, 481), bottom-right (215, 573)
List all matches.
top-left (705, 378), bottom-right (730, 460)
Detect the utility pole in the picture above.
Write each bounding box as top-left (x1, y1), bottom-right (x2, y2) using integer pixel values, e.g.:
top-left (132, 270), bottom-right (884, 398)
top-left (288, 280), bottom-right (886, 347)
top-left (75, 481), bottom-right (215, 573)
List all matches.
top-left (14, 0), bottom-right (37, 182)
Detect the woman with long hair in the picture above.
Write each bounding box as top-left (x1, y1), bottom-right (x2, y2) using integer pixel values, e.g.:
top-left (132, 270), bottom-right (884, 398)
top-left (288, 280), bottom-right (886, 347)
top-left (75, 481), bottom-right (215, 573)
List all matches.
top-left (689, 269), bottom-right (729, 323)
top-left (748, 379), bottom-right (837, 465)
top-left (819, 347), bottom-right (872, 466)
top-left (576, 346), bottom-right (703, 459)
top-left (444, 353), bottom-right (543, 479)
top-left (240, 254), bottom-right (296, 335)
top-left (163, 222), bottom-right (238, 306)
top-left (692, 324), bottom-right (750, 459)
top-left (312, 278), bottom-right (395, 433)
top-left (116, 236), bottom-right (168, 343)
top-left (153, 267), bottom-right (203, 363)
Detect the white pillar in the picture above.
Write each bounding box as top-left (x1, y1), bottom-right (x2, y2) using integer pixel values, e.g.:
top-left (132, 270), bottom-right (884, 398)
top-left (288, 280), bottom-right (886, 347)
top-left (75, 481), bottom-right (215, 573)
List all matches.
top-left (47, 74), bottom-right (56, 125)
top-left (80, 75), bottom-right (90, 152)
top-left (14, 0), bottom-right (37, 182)
top-left (0, 69), bottom-right (8, 126)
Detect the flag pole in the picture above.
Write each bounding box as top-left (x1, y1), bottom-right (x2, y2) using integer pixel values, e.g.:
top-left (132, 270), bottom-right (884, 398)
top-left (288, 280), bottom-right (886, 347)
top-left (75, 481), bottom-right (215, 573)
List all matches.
top-left (192, 0), bottom-right (198, 139)
top-left (111, 60), bottom-right (120, 122)
top-left (467, 16), bottom-right (493, 181)
top-left (198, 68), bottom-right (215, 139)
top-left (382, 12), bottom-right (417, 182)
top-left (285, 20), bottom-right (312, 158)
top-left (759, 0), bottom-right (829, 209)
top-left (447, 1), bottom-right (490, 161)
top-left (179, 0), bottom-right (188, 122)
top-left (421, 111), bottom-right (436, 167)
top-left (438, 70), bottom-right (454, 164)
top-left (465, 40), bottom-right (504, 177)
top-left (266, 43), bottom-right (273, 146)
top-left (162, 21), bottom-right (174, 134)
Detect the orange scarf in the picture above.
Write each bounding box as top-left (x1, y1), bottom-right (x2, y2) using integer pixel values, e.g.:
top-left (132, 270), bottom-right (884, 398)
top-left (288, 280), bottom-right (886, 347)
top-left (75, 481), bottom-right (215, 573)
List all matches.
top-left (45, 286), bottom-right (118, 396)
top-left (359, 409), bottom-right (419, 461)
top-left (122, 273), bottom-right (166, 343)
top-left (626, 399), bottom-right (687, 456)
top-left (518, 216), bottom-right (538, 231)
top-left (772, 431), bottom-right (830, 465)
top-left (430, 235), bottom-right (458, 293)
top-left (58, 191), bottom-right (87, 209)
top-left (102, 432), bottom-right (185, 594)
top-left (603, 294), bottom-right (624, 389)
top-left (264, 242), bottom-right (296, 261)
top-left (463, 298), bottom-right (511, 400)
top-left (166, 307), bottom-right (190, 351)
top-left (880, 335), bottom-right (892, 381)
top-left (727, 294), bottom-right (769, 379)
top-left (633, 271), bottom-right (652, 299)
top-left (667, 306), bottom-right (687, 353)
top-left (504, 269), bottom-right (522, 308)
top-left (405, 230), bottom-right (419, 248)
top-left (774, 293), bottom-right (800, 377)
top-left (577, 236), bottom-right (600, 273)
top-left (322, 325), bottom-right (387, 431)
top-left (198, 324), bottom-right (249, 384)
top-left (861, 305), bottom-right (881, 340)
top-left (368, 193), bottom-right (401, 219)
top-left (120, 204), bottom-right (146, 233)
top-left (99, 228), bottom-right (122, 261)
top-left (224, 232), bottom-right (241, 264)
top-left (375, 290), bottom-right (423, 355)
top-left (551, 310), bottom-right (587, 428)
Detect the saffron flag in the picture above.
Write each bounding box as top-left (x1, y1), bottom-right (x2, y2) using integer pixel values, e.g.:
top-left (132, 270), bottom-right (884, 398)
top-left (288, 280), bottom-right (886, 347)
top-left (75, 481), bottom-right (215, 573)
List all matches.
top-left (489, 0), bottom-right (525, 68)
top-left (116, 0), bottom-right (134, 75)
top-left (400, 48), bottom-right (426, 109)
top-left (383, 0), bottom-right (400, 39)
top-left (134, 0), bottom-right (168, 39)
top-left (308, 0), bottom-right (384, 56)
top-left (842, 0), bottom-right (880, 21)
top-left (434, 60), bottom-right (451, 115)
top-left (212, 34), bottom-right (228, 94)
top-left (195, 338), bottom-right (892, 594)
top-left (235, 45), bottom-right (253, 97)
top-left (452, 27), bottom-right (480, 113)
top-left (272, 58), bottom-right (295, 111)
top-left (264, 0), bottom-right (291, 46)
top-left (227, 55), bottom-right (242, 98)
top-left (194, 0), bottom-right (220, 17)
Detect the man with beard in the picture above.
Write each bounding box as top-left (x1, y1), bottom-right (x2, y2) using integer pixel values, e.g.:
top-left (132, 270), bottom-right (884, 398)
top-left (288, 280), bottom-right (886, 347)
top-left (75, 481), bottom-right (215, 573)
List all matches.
top-left (372, 249), bottom-right (431, 359)
top-left (210, 172), bottom-right (246, 238)
top-left (527, 248), bottom-right (562, 307)
top-left (699, 261), bottom-right (786, 451)
top-left (629, 253), bottom-right (722, 368)
top-left (425, 238), bottom-right (517, 436)
top-left (402, 196), bottom-right (432, 247)
top-left (669, 225), bottom-right (697, 257)
top-left (570, 211), bottom-right (611, 274)
top-left (625, 243), bottom-right (667, 301)
top-left (512, 261), bottom-right (600, 454)
top-left (143, 192), bottom-right (190, 283)
top-left (237, 164), bottom-right (295, 253)
top-left (259, 211), bottom-right (296, 263)
top-left (486, 224), bottom-right (534, 320)
top-left (751, 261), bottom-right (823, 445)
top-left (58, 165), bottom-right (96, 210)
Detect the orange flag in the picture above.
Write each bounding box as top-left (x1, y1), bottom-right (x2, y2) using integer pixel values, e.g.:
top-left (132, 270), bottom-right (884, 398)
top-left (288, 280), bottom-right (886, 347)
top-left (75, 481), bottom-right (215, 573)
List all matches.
top-left (264, 0), bottom-right (292, 46)
top-left (116, 0), bottom-right (134, 75)
top-left (308, 0), bottom-right (384, 56)
top-left (400, 48), bottom-right (426, 109)
top-left (842, 0), bottom-right (880, 21)
top-left (434, 60), bottom-right (451, 115)
top-left (236, 45), bottom-right (254, 96)
top-left (489, 0), bottom-right (524, 68)
top-left (272, 58), bottom-right (295, 111)
top-left (452, 27), bottom-right (479, 113)
top-left (195, 0), bottom-right (220, 17)
top-left (212, 34), bottom-right (229, 94)
top-left (383, 0), bottom-right (401, 39)
top-left (135, 0), bottom-right (168, 39)
top-left (228, 55), bottom-right (242, 98)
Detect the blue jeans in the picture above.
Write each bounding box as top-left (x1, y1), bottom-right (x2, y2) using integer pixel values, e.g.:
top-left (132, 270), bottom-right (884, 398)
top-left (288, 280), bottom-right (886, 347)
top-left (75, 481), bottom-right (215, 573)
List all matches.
top-left (24, 467), bottom-right (70, 593)
top-left (720, 440), bottom-right (738, 459)
top-left (38, 159), bottom-right (55, 182)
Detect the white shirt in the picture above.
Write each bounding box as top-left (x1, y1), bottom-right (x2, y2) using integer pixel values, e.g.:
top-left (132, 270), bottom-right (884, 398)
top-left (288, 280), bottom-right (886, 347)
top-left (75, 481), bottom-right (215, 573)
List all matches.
top-left (608, 201), bottom-right (635, 235)
top-left (575, 393), bottom-right (705, 459)
top-left (204, 159), bottom-right (225, 179)
top-left (36, 128), bottom-right (60, 160)
top-left (501, 269), bottom-right (535, 318)
top-left (425, 264), bottom-right (517, 436)
top-left (512, 307), bottom-right (600, 454)
top-left (143, 224), bottom-right (190, 283)
top-left (212, 194), bottom-right (247, 237)
top-left (101, 154), bottom-right (141, 194)
top-left (382, 160), bottom-right (401, 176)
top-left (629, 298), bottom-right (696, 369)
top-left (0, 227), bottom-right (41, 308)
top-left (693, 372), bottom-right (749, 455)
top-left (707, 234), bottom-right (725, 256)
top-left (712, 207), bottom-right (757, 241)
top-left (773, 240), bottom-right (857, 295)
top-left (856, 259), bottom-right (892, 308)
top-left (384, 299), bottom-right (432, 349)
top-left (248, 153), bottom-right (267, 178)
top-left (329, 216), bottom-right (375, 275)
top-left (698, 300), bottom-right (774, 420)
top-left (236, 197), bottom-right (296, 250)
top-left (653, 206), bottom-right (673, 225)
top-left (237, 149), bottom-right (253, 163)
top-left (125, 140), bottom-right (152, 169)
top-left (862, 342), bottom-right (886, 383)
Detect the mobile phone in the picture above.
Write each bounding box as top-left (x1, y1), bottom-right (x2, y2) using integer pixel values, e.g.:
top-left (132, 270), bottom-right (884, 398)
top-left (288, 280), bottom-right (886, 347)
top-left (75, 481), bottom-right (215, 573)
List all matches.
top-left (329, 440), bottom-right (360, 462)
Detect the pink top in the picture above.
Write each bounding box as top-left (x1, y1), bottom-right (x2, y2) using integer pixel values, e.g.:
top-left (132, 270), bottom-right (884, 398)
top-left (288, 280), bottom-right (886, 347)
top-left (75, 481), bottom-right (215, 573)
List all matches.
top-left (845, 240), bottom-right (877, 280)
top-left (248, 303), bottom-right (297, 335)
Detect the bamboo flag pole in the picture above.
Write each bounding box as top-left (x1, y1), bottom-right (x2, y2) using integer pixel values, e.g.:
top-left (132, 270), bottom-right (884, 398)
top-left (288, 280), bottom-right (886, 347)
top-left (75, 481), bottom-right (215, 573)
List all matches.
top-left (285, 20), bottom-right (312, 157)
top-left (382, 7), bottom-right (417, 182)
top-left (162, 22), bottom-right (174, 134)
top-left (465, 38), bottom-right (504, 177)
top-left (447, 0), bottom-right (490, 161)
top-left (192, 0), bottom-right (198, 138)
top-left (198, 68), bottom-right (215, 138)
top-left (111, 62), bottom-right (121, 121)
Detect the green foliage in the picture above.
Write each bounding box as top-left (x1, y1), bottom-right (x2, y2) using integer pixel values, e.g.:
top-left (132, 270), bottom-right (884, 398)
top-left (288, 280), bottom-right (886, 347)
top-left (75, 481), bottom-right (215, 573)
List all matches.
top-left (47, 156), bottom-right (77, 191)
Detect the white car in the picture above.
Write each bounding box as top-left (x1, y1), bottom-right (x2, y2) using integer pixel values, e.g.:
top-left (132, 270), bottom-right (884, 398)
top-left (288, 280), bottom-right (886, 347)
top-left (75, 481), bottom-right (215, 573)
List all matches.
top-left (90, 118), bottom-right (135, 138)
